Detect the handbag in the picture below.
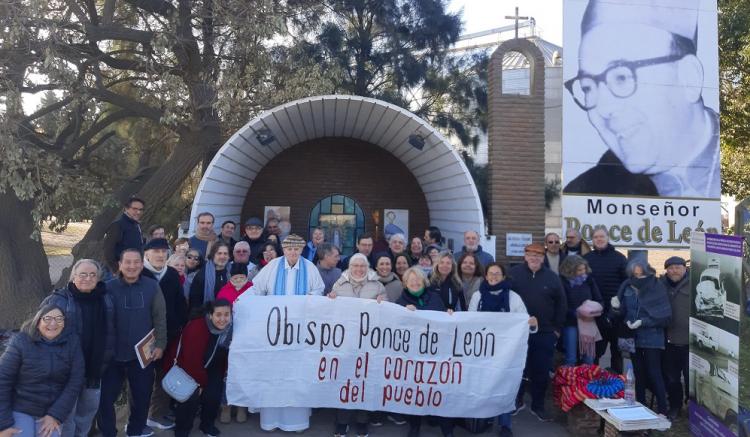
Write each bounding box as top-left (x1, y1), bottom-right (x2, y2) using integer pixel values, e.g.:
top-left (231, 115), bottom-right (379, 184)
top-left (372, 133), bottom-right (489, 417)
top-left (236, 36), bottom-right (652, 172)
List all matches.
top-left (161, 335), bottom-right (199, 402)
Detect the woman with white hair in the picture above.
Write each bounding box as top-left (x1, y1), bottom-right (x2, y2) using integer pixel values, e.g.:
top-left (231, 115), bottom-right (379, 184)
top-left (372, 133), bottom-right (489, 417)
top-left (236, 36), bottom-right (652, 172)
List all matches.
top-left (387, 233), bottom-right (407, 262)
top-left (329, 253), bottom-right (385, 436)
top-left (39, 260), bottom-right (114, 437)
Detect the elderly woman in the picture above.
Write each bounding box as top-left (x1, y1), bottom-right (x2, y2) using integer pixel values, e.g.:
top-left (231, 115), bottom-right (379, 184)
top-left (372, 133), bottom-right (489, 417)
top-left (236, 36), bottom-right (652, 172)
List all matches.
top-left (374, 253), bottom-right (403, 303)
top-left (40, 260), bottom-right (114, 437)
top-left (189, 242), bottom-right (231, 314)
top-left (167, 254), bottom-right (187, 285)
top-left (428, 251), bottom-right (467, 311)
top-left (329, 254), bottom-right (385, 437)
top-left (610, 259), bottom-right (671, 415)
top-left (468, 262), bottom-right (537, 437)
top-left (394, 254), bottom-right (410, 280)
top-left (559, 255), bottom-right (603, 366)
top-left (396, 267), bottom-right (455, 436)
top-left (408, 237), bottom-right (423, 265)
top-left (173, 238), bottom-right (190, 257)
top-left (457, 252), bottom-right (484, 305)
top-left (387, 233), bottom-right (407, 261)
top-left (0, 304), bottom-right (84, 437)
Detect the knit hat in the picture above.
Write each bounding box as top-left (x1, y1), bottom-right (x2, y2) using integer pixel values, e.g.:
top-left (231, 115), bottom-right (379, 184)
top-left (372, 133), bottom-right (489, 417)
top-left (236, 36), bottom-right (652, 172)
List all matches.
top-left (281, 234), bottom-right (306, 250)
top-left (582, 0), bottom-right (699, 47)
top-left (524, 243), bottom-right (545, 255)
top-left (230, 263), bottom-right (248, 277)
top-left (143, 238), bottom-right (170, 251)
top-left (664, 256), bottom-right (687, 269)
top-left (244, 217), bottom-right (263, 228)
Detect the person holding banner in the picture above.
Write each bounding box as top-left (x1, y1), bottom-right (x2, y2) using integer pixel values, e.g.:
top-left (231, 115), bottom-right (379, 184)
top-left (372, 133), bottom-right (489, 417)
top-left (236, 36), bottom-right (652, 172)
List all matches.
top-left (396, 266), bottom-right (456, 437)
top-left (169, 299), bottom-right (232, 437)
top-left (328, 253), bottom-right (386, 437)
top-left (428, 251), bottom-right (467, 312)
top-left (247, 233), bottom-right (324, 432)
top-left (468, 262), bottom-right (537, 437)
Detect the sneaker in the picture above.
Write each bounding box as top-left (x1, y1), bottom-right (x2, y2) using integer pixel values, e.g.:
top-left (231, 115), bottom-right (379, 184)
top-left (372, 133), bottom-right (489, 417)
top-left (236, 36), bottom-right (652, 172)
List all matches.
top-left (511, 402), bottom-right (525, 416)
top-left (369, 419), bottom-right (383, 427)
top-left (498, 426), bottom-right (513, 437)
top-left (139, 426), bottom-right (155, 437)
top-left (667, 407), bottom-right (680, 421)
top-left (334, 423), bottom-right (348, 437)
top-left (530, 408), bottom-right (552, 422)
top-left (200, 425), bottom-right (221, 437)
top-left (147, 417), bottom-right (175, 430)
top-left (388, 415), bottom-right (407, 425)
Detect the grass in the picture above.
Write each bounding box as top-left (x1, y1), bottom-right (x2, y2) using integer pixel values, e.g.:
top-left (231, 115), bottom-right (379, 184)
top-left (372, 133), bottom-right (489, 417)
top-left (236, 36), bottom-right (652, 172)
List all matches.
top-left (44, 245), bottom-right (72, 256)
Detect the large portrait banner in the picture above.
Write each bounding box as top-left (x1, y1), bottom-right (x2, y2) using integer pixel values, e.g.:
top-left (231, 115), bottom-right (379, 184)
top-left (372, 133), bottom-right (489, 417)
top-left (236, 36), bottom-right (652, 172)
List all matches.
top-left (226, 296), bottom-right (529, 417)
top-left (562, 0), bottom-right (721, 248)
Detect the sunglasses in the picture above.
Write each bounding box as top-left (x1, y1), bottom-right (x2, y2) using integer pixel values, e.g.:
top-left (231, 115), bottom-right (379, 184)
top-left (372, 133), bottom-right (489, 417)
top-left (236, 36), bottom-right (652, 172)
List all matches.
top-left (186, 255), bottom-right (199, 260)
top-left (546, 241), bottom-right (560, 244)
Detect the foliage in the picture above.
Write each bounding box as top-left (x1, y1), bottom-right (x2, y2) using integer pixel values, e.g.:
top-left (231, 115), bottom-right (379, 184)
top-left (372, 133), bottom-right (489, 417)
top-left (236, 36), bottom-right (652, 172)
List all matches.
top-left (719, 0), bottom-right (750, 198)
top-left (544, 177), bottom-right (561, 211)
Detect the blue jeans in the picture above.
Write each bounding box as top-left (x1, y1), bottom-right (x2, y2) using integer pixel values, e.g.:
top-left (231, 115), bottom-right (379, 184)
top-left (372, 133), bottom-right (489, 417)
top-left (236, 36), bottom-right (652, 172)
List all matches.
top-left (61, 386), bottom-right (101, 437)
top-left (563, 326), bottom-right (594, 366)
top-left (12, 411), bottom-right (61, 437)
top-left (498, 413), bottom-right (511, 429)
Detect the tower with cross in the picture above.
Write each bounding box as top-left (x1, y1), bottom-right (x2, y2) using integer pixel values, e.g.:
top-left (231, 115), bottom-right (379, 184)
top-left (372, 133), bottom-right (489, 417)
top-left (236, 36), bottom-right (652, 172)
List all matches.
top-left (505, 6), bottom-right (530, 39)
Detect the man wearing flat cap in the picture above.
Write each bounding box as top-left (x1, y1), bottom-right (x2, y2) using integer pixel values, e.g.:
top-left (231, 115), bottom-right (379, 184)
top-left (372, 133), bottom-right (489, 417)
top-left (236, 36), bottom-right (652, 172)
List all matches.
top-left (509, 243), bottom-right (567, 422)
top-left (248, 233), bottom-right (324, 432)
top-left (564, 0), bottom-right (719, 198)
top-left (658, 256), bottom-right (689, 419)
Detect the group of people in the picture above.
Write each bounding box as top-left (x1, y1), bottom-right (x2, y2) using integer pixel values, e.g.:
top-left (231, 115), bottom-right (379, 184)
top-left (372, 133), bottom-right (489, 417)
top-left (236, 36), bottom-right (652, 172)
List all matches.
top-left (0, 196), bottom-right (690, 437)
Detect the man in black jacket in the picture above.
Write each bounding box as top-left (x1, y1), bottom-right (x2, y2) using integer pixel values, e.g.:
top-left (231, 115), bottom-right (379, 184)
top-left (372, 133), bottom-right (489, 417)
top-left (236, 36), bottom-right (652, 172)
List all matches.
top-left (510, 243), bottom-right (567, 422)
top-left (102, 197), bottom-right (145, 274)
top-left (584, 228), bottom-right (628, 373)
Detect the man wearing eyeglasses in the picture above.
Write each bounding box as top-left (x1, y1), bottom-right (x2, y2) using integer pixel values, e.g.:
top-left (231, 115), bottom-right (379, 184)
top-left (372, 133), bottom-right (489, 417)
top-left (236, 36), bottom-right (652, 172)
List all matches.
top-left (563, 0), bottom-right (719, 198)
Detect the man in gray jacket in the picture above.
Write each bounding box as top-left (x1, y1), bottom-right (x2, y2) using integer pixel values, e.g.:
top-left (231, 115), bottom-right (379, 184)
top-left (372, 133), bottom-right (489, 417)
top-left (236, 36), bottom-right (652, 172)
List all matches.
top-left (98, 249), bottom-right (167, 437)
top-left (660, 256), bottom-right (689, 420)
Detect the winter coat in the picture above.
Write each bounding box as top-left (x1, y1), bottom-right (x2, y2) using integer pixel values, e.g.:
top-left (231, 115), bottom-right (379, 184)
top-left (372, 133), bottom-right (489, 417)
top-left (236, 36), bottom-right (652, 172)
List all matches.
top-left (332, 270), bottom-right (386, 300)
top-left (660, 272), bottom-right (690, 346)
top-left (544, 251), bottom-right (567, 273)
top-left (460, 276), bottom-right (483, 306)
top-left (584, 244), bottom-right (628, 305)
top-left (188, 265), bottom-right (229, 314)
top-left (377, 272), bottom-right (403, 303)
top-left (564, 240), bottom-right (592, 256)
top-left (453, 246), bottom-right (494, 269)
top-left (0, 331), bottom-right (84, 430)
top-left (611, 275), bottom-right (671, 349)
top-left (189, 232), bottom-right (217, 260)
top-left (242, 233), bottom-right (269, 265)
top-left (142, 267), bottom-right (187, 341)
top-left (396, 289), bottom-right (447, 312)
top-left (216, 281), bottom-right (252, 304)
top-left (165, 318), bottom-right (227, 388)
top-left (509, 263), bottom-right (567, 333)
top-left (102, 212), bottom-right (143, 272)
top-left (561, 275), bottom-right (603, 327)
top-left (317, 265), bottom-right (343, 295)
top-left (428, 277), bottom-right (466, 311)
top-left (40, 283), bottom-right (115, 378)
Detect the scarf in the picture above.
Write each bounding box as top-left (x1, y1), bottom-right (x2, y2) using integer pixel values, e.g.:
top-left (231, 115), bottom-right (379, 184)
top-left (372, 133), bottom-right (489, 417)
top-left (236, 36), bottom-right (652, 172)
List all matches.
top-left (569, 273), bottom-right (588, 288)
top-left (576, 300), bottom-right (603, 359)
top-left (626, 275), bottom-right (672, 323)
top-left (202, 261), bottom-right (228, 304)
top-left (70, 282), bottom-right (107, 384)
top-left (478, 279), bottom-right (511, 312)
top-left (143, 259), bottom-right (167, 281)
top-left (273, 256), bottom-right (309, 295)
top-left (407, 287), bottom-right (426, 306)
top-left (204, 315), bottom-right (232, 368)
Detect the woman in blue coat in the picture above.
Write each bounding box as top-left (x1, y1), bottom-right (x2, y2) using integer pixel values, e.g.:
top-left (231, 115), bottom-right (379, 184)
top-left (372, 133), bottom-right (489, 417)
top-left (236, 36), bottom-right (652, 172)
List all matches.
top-left (0, 304), bottom-right (85, 437)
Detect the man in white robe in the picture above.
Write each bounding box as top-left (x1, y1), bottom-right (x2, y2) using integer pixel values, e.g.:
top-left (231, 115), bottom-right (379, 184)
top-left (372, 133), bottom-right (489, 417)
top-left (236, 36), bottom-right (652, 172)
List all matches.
top-left (248, 233), bottom-right (324, 431)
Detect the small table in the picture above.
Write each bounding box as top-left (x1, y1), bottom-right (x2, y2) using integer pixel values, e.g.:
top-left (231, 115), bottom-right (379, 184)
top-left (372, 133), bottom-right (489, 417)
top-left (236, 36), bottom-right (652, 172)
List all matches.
top-left (583, 399), bottom-right (671, 436)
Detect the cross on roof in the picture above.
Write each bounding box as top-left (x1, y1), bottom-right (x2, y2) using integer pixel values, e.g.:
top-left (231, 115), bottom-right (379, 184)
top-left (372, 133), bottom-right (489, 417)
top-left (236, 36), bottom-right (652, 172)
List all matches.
top-left (505, 6), bottom-right (530, 39)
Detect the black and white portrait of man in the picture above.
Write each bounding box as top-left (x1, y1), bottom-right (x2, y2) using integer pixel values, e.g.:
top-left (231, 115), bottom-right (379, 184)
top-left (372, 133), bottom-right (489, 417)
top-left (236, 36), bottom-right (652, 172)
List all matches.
top-left (563, 0), bottom-right (720, 198)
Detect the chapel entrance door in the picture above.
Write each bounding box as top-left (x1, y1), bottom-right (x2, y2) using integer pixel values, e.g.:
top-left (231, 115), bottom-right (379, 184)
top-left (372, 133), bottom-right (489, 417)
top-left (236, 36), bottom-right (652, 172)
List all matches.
top-left (308, 195), bottom-right (365, 256)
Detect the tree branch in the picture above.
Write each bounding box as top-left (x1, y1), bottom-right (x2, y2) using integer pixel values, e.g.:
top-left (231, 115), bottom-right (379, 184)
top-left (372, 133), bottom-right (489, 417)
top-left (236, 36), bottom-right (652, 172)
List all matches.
top-left (84, 87), bottom-right (163, 121)
top-left (84, 23), bottom-right (154, 45)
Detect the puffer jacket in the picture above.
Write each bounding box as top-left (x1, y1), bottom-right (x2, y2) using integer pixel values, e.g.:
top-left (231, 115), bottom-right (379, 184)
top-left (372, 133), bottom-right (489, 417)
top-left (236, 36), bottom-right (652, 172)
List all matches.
top-left (0, 331), bottom-right (84, 430)
top-left (611, 275), bottom-right (671, 349)
top-left (332, 269), bottom-right (386, 300)
top-left (377, 272), bottom-right (402, 303)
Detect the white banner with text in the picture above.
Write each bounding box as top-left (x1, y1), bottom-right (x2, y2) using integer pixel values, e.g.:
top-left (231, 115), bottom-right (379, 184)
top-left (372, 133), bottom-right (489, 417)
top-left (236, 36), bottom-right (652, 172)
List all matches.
top-left (226, 295), bottom-right (529, 418)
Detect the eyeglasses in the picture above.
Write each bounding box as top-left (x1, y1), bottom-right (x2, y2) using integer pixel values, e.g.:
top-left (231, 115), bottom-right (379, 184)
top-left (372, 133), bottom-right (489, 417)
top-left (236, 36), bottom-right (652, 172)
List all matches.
top-left (41, 315), bottom-right (65, 323)
top-left (546, 241), bottom-right (560, 245)
top-left (564, 54), bottom-right (685, 110)
top-left (235, 250), bottom-right (249, 253)
top-left (186, 255), bottom-right (199, 260)
top-left (76, 272), bottom-right (98, 279)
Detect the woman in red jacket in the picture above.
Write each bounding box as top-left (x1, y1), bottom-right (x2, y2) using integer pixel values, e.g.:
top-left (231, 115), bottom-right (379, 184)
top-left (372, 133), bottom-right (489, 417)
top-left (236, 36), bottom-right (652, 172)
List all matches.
top-left (169, 299), bottom-right (232, 437)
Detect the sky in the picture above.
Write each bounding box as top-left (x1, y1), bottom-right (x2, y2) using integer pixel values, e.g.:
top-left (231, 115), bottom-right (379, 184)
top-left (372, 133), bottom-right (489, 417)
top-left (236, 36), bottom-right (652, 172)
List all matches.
top-left (448, 0), bottom-right (563, 46)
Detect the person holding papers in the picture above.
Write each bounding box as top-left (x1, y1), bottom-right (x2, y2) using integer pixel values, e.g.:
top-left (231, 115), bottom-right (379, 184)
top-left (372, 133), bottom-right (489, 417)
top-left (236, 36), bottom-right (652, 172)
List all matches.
top-left (248, 234), bottom-right (324, 432)
top-left (610, 259), bottom-right (671, 416)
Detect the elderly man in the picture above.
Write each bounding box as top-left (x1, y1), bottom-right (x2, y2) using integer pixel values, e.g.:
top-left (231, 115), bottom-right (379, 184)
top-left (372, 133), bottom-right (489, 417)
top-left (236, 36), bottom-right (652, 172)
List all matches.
top-left (543, 232), bottom-right (566, 274)
top-left (659, 256), bottom-right (689, 419)
top-left (453, 230), bottom-right (494, 268)
top-left (584, 228), bottom-right (628, 373)
top-left (99, 249), bottom-right (167, 437)
top-left (103, 197), bottom-right (145, 273)
top-left (189, 212), bottom-right (218, 259)
top-left (564, 228), bottom-right (590, 256)
top-left (302, 227), bottom-right (325, 262)
top-left (229, 241), bottom-right (256, 276)
top-left (564, 0), bottom-right (719, 197)
top-left (141, 238), bottom-right (186, 431)
top-left (509, 243), bottom-right (566, 422)
top-left (241, 217), bottom-right (267, 265)
top-left (248, 234), bottom-right (324, 432)
top-left (265, 217), bottom-right (282, 238)
top-left (316, 243), bottom-right (342, 295)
